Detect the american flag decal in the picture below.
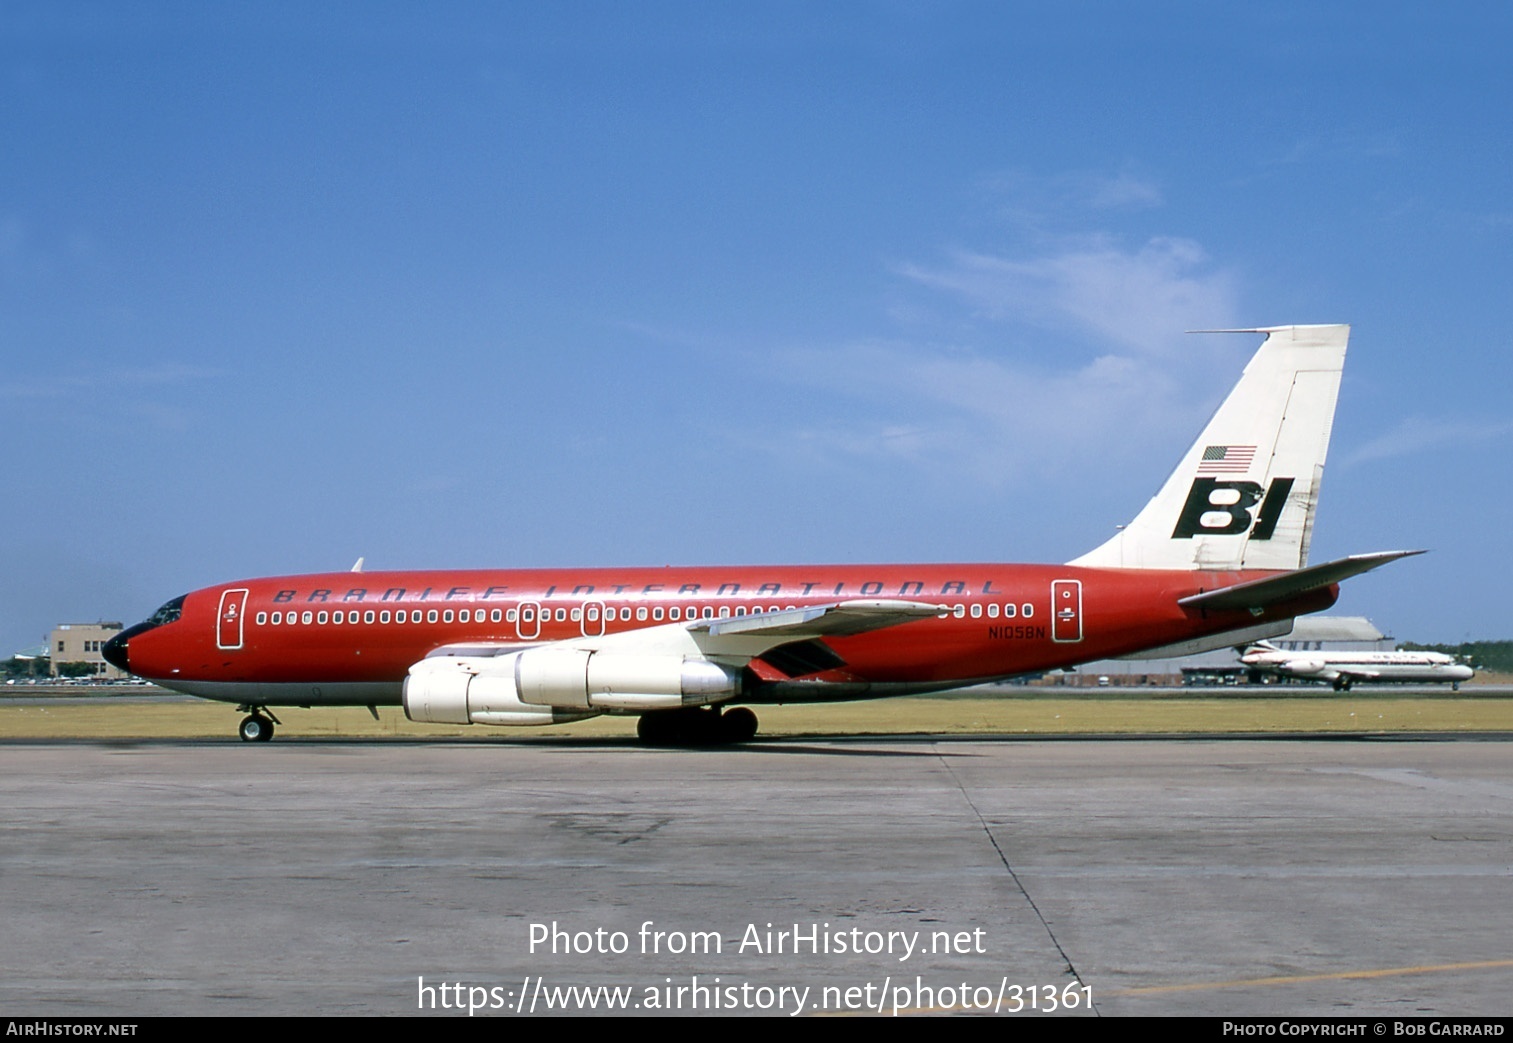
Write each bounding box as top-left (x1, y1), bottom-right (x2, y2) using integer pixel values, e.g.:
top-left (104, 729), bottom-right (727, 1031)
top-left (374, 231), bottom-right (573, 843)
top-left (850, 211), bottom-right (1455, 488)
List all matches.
top-left (1197, 444), bottom-right (1256, 474)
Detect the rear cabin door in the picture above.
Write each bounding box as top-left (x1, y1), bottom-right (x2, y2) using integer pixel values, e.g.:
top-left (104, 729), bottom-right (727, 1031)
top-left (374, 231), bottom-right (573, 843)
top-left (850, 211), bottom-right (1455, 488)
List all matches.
top-left (1051, 579), bottom-right (1082, 643)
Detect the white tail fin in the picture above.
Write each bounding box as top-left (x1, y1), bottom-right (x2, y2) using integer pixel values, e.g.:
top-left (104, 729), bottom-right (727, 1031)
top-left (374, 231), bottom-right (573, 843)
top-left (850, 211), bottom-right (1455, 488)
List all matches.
top-left (1070, 324), bottom-right (1348, 572)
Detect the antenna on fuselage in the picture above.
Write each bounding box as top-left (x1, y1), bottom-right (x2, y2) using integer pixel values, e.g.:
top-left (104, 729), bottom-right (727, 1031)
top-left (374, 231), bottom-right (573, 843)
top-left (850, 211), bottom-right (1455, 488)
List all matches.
top-left (351, 557), bottom-right (365, 573)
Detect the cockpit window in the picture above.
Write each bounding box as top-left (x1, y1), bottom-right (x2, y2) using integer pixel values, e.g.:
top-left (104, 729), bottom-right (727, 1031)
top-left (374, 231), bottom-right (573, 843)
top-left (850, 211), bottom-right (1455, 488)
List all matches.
top-left (147, 595), bottom-right (186, 627)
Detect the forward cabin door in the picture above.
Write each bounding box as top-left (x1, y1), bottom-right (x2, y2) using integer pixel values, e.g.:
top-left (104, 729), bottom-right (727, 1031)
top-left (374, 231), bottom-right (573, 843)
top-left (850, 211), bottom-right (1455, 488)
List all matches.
top-left (217, 588), bottom-right (249, 650)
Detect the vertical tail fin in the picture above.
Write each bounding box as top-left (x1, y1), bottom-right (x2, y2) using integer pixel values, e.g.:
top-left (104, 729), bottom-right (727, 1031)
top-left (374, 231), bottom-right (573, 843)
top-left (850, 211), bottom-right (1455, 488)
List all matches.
top-left (1069, 324), bottom-right (1348, 572)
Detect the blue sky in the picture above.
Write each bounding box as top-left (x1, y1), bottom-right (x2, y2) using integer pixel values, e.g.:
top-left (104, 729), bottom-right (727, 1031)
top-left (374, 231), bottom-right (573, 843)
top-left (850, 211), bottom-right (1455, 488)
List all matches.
top-left (3, 2), bottom-right (1510, 652)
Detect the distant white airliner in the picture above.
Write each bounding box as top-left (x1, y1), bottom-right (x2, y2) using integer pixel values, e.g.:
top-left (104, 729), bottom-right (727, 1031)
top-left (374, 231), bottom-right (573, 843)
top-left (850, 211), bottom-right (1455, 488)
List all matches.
top-left (1238, 641), bottom-right (1474, 690)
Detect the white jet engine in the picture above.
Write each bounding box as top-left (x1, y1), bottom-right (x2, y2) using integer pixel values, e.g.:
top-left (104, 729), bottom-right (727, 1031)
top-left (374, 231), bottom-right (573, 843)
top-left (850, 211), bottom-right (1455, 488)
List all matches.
top-left (403, 649), bottom-right (742, 726)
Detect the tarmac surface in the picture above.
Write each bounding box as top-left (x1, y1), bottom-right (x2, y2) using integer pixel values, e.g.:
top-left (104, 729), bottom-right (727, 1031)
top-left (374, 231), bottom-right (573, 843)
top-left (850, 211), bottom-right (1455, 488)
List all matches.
top-left (3, 735), bottom-right (1510, 1017)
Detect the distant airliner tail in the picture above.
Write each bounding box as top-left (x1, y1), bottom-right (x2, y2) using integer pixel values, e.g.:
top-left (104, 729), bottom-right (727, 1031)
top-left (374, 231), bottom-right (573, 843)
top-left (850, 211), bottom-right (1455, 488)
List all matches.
top-left (1070, 324), bottom-right (1349, 572)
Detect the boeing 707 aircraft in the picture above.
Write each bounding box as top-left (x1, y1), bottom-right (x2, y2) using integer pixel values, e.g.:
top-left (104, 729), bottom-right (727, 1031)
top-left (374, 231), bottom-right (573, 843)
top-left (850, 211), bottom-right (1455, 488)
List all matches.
top-left (103, 324), bottom-right (1418, 743)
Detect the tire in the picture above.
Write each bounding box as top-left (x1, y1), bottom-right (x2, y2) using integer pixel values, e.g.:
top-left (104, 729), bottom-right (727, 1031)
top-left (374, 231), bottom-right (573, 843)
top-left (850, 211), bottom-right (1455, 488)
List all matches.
top-left (238, 715), bottom-right (273, 742)
top-left (719, 707), bottom-right (758, 743)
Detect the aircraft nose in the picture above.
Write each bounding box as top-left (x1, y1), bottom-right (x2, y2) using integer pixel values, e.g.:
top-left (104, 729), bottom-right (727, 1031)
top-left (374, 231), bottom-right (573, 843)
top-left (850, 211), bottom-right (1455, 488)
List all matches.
top-left (102, 631), bottom-right (130, 673)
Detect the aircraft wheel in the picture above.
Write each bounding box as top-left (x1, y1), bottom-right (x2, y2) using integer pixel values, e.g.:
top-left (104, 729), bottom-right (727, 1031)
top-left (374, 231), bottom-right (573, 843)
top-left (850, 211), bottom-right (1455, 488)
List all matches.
top-left (719, 707), bottom-right (758, 743)
top-left (637, 708), bottom-right (734, 746)
top-left (636, 712), bottom-right (669, 744)
top-left (239, 714), bottom-right (274, 743)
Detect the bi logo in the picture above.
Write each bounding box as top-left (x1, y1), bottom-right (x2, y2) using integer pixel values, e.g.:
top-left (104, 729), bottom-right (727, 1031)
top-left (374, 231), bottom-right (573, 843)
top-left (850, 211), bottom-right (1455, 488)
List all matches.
top-left (1171, 477), bottom-right (1295, 540)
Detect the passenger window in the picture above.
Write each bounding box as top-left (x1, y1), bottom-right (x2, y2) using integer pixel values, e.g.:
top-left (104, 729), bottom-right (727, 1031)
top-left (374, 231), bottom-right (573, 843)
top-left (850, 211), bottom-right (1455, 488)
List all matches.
top-left (458, 610), bottom-right (470, 623)
top-left (1022, 603), bottom-right (1033, 618)
top-left (333, 611), bottom-right (343, 624)
top-left (556, 608), bottom-right (567, 622)
top-left (365, 610), bottom-right (375, 624)
top-left (636, 607), bottom-right (647, 621)
top-left (506, 609), bottom-right (518, 622)
top-left (571, 607), bottom-right (582, 622)
top-left (1004, 604), bottom-right (1016, 618)
top-left (491, 609), bottom-right (502, 623)
top-left (301, 611), bottom-right (313, 624)
top-left (257, 612), bottom-right (267, 625)
top-left (317, 611), bottom-right (328, 624)
top-left (953, 605), bottom-right (965, 618)
top-left (970, 604), bottom-right (982, 618)
top-left (988, 604), bottom-right (999, 618)
top-left (380, 611), bottom-right (391, 624)
top-left (427, 610), bottom-right (438, 623)
top-left (669, 607), bottom-right (681, 621)
top-left (653, 607), bottom-right (664, 620)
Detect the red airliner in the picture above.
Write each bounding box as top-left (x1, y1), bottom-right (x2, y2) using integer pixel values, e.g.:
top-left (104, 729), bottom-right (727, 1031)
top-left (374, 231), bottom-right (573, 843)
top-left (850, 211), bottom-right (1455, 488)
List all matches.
top-left (104, 325), bottom-right (1415, 743)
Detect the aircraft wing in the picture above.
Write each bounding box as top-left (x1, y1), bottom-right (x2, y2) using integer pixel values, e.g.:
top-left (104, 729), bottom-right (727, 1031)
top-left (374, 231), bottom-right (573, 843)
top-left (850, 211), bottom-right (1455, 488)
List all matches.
top-left (423, 641), bottom-right (532, 659)
top-left (1178, 550), bottom-right (1424, 613)
top-left (407, 599), bottom-right (946, 723)
top-left (689, 599), bottom-right (942, 639)
top-left (1334, 668), bottom-right (1384, 682)
top-left (419, 599), bottom-right (942, 668)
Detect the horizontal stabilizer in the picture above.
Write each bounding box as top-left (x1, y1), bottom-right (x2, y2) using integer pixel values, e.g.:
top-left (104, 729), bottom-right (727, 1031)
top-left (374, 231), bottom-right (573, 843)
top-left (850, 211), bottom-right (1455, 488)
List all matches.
top-left (1178, 550), bottom-right (1424, 613)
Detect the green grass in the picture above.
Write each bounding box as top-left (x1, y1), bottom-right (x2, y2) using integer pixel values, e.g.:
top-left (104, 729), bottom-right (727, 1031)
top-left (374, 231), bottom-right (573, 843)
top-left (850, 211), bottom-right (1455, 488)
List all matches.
top-left (3, 693), bottom-right (1510, 741)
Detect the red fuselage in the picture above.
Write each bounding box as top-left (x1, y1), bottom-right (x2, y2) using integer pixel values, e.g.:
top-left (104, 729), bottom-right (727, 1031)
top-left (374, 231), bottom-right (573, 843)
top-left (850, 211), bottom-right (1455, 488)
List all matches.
top-left (109, 563), bottom-right (1337, 707)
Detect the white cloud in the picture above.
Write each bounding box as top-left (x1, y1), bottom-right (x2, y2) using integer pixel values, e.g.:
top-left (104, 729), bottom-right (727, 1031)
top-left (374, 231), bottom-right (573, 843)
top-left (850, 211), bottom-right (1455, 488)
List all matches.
top-left (763, 333), bottom-right (1217, 491)
top-left (742, 170), bottom-right (1248, 494)
top-left (0, 364), bottom-right (223, 399)
top-left (1086, 172), bottom-right (1164, 210)
top-left (1343, 415), bottom-right (1513, 466)
top-left (899, 235), bottom-right (1239, 356)
top-left (980, 169), bottom-right (1164, 225)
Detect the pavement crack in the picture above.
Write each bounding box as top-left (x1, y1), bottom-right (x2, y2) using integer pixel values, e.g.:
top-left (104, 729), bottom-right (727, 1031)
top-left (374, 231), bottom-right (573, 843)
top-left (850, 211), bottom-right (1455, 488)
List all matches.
top-left (934, 745), bottom-right (1100, 1016)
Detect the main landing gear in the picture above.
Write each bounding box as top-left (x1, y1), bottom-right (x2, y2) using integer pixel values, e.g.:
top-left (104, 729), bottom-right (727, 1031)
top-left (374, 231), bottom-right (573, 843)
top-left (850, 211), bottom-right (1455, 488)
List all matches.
top-left (236, 706), bottom-right (281, 742)
top-left (636, 706), bottom-right (759, 746)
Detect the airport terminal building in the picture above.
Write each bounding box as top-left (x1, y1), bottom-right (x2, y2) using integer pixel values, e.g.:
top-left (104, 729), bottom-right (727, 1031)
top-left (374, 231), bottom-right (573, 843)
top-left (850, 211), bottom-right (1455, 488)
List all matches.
top-left (48, 622), bottom-right (127, 680)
